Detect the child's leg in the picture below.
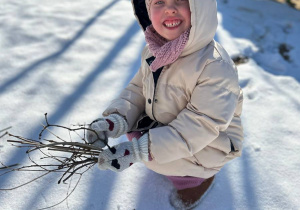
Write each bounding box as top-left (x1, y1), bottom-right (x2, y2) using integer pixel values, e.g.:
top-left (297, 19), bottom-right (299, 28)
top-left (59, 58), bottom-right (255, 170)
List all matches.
top-left (169, 175), bottom-right (215, 209)
top-left (126, 131), bottom-right (143, 142)
top-left (127, 133), bottom-right (207, 191)
top-left (166, 176), bottom-right (205, 190)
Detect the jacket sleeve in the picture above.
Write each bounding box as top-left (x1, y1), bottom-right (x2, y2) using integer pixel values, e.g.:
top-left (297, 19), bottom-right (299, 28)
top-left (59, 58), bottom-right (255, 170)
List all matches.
top-left (149, 60), bottom-right (241, 164)
top-left (102, 63), bottom-right (146, 130)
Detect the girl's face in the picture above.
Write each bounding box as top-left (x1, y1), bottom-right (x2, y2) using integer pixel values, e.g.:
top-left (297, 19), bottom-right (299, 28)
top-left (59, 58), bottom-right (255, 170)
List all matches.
top-left (150, 0), bottom-right (191, 41)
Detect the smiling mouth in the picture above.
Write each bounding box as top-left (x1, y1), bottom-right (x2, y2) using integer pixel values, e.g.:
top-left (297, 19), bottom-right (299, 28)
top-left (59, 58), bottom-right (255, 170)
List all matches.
top-left (163, 20), bottom-right (182, 28)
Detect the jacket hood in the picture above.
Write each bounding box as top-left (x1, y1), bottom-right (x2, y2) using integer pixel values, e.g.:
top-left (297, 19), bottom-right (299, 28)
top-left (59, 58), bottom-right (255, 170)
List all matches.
top-left (131, 0), bottom-right (218, 56)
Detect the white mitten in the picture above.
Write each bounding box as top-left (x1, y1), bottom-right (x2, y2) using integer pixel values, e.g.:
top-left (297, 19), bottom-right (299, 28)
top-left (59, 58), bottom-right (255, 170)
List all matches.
top-left (86, 114), bottom-right (128, 148)
top-left (98, 134), bottom-right (149, 172)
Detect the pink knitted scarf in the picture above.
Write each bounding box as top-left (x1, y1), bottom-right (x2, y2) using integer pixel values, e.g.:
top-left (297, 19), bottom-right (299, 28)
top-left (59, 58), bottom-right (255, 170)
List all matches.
top-left (145, 25), bottom-right (190, 72)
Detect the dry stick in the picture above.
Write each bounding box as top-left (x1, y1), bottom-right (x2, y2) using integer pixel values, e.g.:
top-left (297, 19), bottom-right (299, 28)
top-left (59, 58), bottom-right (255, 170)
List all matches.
top-left (62, 126), bottom-right (75, 200)
top-left (6, 137), bottom-right (100, 175)
top-left (25, 141), bottom-right (63, 173)
top-left (0, 171), bottom-right (51, 191)
top-left (40, 149), bottom-right (69, 166)
top-left (0, 164), bottom-right (19, 170)
top-left (0, 132), bottom-right (9, 139)
top-left (2, 167), bottom-right (83, 174)
top-left (66, 173), bottom-right (72, 209)
top-left (27, 148), bottom-right (55, 172)
top-left (0, 166), bottom-right (78, 192)
top-left (35, 137), bottom-right (81, 168)
top-left (40, 113), bottom-right (109, 149)
top-left (41, 151), bottom-right (85, 177)
top-left (5, 167), bottom-right (77, 188)
top-left (61, 161), bottom-right (95, 184)
top-left (38, 160), bottom-right (94, 210)
top-left (0, 162), bottom-right (20, 176)
top-left (47, 144), bottom-right (101, 153)
top-left (7, 133), bottom-right (42, 143)
top-left (39, 114), bottom-right (90, 140)
top-left (1, 114), bottom-right (105, 209)
top-left (25, 143), bottom-right (73, 177)
top-left (38, 174), bottom-right (83, 210)
top-left (40, 123), bottom-right (67, 142)
top-left (38, 164), bottom-right (94, 209)
top-left (58, 163), bottom-right (77, 184)
top-left (47, 147), bottom-right (100, 156)
top-left (0, 162), bottom-right (62, 177)
top-left (7, 136), bottom-right (101, 154)
top-left (72, 125), bottom-right (87, 143)
top-left (0, 126), bottom-right (12, 133)
top-left (22, 137), bottom-right (98, 183)
top-left (58, 159), bottom-right (96, 184)
top-left (26, 141), bottom-right (103, 153)
top-left (3, 135), bottom-right (99, 176)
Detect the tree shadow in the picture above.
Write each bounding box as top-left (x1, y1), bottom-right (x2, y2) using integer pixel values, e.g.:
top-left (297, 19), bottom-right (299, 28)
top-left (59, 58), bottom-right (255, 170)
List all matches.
top-left (123, 41), bottom-right (146, 88)
top-left (197, 167), bottom-right (236, 210)
top-left (238, 149), bottom-right (261, 210)
top-left (82, 170), bottom-right (118, 210)
top-left (135, 170), bottom-right (174, 210)
top-left (216, 0), bottom-right (300, 82)
top-left (82, 37), bottom-right (146, 210)
top-left (133, 164), bottom-right (237, 210)
top-left (22, 20), bottom-right (141, 209)
top-left (0, 20), bottom-right (141, 210)
top-left (238, 147), bottom-right (297, 210)
top-left (215, 2), bottom-right (300, 208)
top-left (0, 0), bottom-right (119, 95)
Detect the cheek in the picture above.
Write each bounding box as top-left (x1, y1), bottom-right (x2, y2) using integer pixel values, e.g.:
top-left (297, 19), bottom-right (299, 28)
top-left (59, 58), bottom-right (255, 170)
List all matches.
top-left (180, 4), bottom-right (192, 26)
top-left (150, 11), bottom-right (161, 28)
top-left (183, 10), bottom-right (191, 26)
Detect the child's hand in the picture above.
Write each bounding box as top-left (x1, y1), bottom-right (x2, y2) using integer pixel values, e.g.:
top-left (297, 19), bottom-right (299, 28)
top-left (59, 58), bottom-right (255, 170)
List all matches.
top-left (97, 134), bottom-right (149, 172)
top-left (86, 114), bottom-right (128, 148)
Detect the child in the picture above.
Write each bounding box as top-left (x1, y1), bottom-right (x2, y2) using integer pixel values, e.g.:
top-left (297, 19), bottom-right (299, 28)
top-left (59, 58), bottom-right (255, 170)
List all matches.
top-left (87, 0), bottom-right (243, 208)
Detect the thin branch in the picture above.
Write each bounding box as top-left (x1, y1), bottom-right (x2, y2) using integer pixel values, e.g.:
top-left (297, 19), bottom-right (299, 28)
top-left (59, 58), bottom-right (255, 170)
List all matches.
top-left (39, 113), bottom-right (109, 148)
top-left (0, 132), bottom-right (9, 139)
top-left (0, 172), bottom-right (51, 191)
top-left (40, 123), bottom-right (67, 142)
top-left (0, 113), bottom-right (108, 209)
top-left (0, 163), bottom-right (19, 170)
top-left (61, 161), bottom-right (96, 184)
top-left (0, 126), bottom-right (12, 133)
top-left (38, 174), bottom-right (83, 210)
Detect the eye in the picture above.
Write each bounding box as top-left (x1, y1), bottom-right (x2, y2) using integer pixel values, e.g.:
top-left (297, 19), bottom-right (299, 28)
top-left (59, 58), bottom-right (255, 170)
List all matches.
top-left (154, 0), bottom-right (164, 5)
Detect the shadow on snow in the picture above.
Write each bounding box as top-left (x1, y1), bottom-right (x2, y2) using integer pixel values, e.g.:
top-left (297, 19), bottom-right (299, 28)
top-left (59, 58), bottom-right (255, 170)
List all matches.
top-left (0, 9), bottom-right (142, 210)
top-left (0, 0), bottom-right (119, 95)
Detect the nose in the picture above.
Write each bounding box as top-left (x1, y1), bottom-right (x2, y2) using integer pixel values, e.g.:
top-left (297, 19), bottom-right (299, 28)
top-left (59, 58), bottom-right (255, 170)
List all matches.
top-left (165, 5), bottom-right (177, 14)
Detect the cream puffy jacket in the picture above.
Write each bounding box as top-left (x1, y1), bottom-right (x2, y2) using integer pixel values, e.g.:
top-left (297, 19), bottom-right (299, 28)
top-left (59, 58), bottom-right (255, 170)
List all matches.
top-left (103, 0), bottom-right (243, 178)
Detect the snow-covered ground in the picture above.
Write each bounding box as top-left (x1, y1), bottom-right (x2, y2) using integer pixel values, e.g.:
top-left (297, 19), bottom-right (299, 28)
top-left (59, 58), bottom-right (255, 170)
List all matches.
top-left (0, 0), bottom-right (300, 209)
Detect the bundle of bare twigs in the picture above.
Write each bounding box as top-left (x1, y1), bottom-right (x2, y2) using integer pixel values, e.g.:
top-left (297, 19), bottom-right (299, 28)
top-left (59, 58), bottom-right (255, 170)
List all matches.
top-left (0, 113), bottom-right (107, 209)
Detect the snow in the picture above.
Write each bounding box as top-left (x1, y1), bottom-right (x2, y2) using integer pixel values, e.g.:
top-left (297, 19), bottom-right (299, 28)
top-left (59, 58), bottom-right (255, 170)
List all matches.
top-left (0, 0), bottom-right (300, 209)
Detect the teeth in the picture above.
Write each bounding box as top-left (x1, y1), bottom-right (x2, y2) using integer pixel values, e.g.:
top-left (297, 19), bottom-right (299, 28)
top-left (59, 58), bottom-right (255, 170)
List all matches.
top-left (165, 21), bottom-right (181, 28)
